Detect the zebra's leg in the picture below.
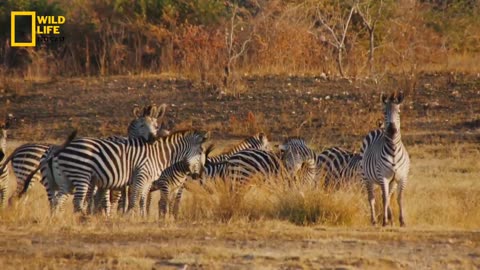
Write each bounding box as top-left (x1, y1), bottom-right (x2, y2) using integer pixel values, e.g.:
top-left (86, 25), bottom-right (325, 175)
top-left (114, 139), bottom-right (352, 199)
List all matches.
top-left (0, 184), bottom-right (7, 209)
top-left (86, 183), bottom-right (97, 215)
top-left (118, 186), bottom-right (128, 214)
top-left (172, 186), bottom-right (184, 218)
top-left (99, 188), bottom-right (111, 217)
top-left (146, 191), bottom-right (153, 217)
top-left (139, 183), bottom-right (152, 218)
top-left (397, 180), bottom-right (406, 227)
top-left (71, 178), bottom-right (90, 215)
top-left (381, 179), bottom-right (390, 227)
top-left (387, 181), bottom-right (398, 225)
top-left (366, 181), bottom-right (377, 225)
top-left (110, 189), bottom-right (122, 215)
top-left (158, 182), bottom-right (169, 218)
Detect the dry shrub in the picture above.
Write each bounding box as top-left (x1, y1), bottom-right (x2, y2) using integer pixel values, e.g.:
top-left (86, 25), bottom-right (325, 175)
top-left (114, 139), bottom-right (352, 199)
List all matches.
top-left (173, 24), bottom-right (225, 83)
top-left (179, 174), bottom-right (366, 226)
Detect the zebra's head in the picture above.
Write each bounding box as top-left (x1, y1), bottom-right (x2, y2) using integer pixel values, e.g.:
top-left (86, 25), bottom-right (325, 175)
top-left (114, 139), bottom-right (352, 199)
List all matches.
top-left (382, 91), bottom-right (404, 135)
top-left (0, 115), bottom-right (11, 160)
top-left (129, 104), bottom-right (168, 143)
top-left (278, 137), bottom-right (315, 180)
top-left (179, 130), bottom-right (211, 180)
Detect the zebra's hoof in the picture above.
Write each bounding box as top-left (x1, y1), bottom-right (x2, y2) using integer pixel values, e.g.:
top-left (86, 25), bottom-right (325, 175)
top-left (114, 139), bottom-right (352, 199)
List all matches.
top-left (400, 221), bottom-right (406, 227)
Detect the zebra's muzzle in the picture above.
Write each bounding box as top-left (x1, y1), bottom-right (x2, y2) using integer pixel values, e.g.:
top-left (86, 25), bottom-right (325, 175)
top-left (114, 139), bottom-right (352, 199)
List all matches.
top-left (191, 173), bottom-right (200, 180)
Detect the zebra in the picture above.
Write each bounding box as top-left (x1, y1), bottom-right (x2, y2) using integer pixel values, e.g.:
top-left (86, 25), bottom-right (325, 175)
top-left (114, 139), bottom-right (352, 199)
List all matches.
top-left (31, 129), bottom-right (210, 216)
top-left (223, 148), bottom-right (282, 184)
top-left (278, 137), bottom-right (317, 183)
top-left (360, 92), bottom-right (410, 226)
top-left (148, 144), bottom-right (214, 217)
top-left (200, 133), bottom-right (272, 183)
top-left (316, 147), bottom-right (362, 189)
top-left (207, 133), bottom-right (270, 163)
top-left (4, 104), bottom-right (169, 200)
top-left (0, 118), bottom-right (11, 208)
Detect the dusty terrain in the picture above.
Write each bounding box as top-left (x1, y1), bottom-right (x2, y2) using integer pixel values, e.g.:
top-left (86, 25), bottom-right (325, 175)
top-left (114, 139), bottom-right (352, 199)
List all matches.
top-left (0, 74), bottom-right (479, 269)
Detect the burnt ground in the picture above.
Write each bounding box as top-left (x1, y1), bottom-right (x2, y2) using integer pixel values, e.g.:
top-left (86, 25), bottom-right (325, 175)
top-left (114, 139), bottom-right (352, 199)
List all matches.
top-left (1, 73), bottom-right (479, 148)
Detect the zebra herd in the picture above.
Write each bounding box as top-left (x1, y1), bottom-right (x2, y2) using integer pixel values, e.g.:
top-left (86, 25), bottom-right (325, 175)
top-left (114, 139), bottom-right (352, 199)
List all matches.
top-left (0, 92), bottom-right (410, 226)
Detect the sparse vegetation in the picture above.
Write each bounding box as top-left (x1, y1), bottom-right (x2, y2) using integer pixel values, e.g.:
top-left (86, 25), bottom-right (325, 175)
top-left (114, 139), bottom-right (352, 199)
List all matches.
top-left (0, 0), bottom-right (479, 268)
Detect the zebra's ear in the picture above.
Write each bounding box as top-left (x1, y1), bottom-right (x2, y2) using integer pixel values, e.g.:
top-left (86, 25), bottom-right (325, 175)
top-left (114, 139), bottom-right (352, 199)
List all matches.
top-left (200, 131), bottom-right (210, 142)
top-left (205, 143), bottom-right (215, 159)
top-left (132, 105), bottom-right (142, 118)
top-left (381, 93), bottom-right (388, 104)
top-left (155, 104), bottom-right (167, 119)
top-left (143, 105), bottom-right (154, 117)
top-left (396, 91), bottom-right (405, 104)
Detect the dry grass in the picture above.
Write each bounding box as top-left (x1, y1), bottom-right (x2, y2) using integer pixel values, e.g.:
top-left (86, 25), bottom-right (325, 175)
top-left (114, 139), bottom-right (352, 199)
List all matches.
top-left (0, 142), bottom-right (479, 269)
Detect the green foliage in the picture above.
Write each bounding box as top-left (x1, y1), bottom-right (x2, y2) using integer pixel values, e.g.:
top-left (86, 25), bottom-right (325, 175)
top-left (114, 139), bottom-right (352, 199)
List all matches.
top-left (0, 0), bottom-right (63, 39)
top-left (423, 0), bottom-right (480, 52)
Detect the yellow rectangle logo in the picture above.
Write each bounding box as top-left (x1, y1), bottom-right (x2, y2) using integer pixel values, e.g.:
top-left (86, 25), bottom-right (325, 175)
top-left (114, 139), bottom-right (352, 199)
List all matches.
top-left (11, 11), bottom-right (36, 47)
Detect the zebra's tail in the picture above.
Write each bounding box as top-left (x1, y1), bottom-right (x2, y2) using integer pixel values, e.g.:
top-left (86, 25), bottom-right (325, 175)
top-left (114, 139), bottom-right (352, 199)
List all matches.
top-left (19, 130), bottom-right (77, 197)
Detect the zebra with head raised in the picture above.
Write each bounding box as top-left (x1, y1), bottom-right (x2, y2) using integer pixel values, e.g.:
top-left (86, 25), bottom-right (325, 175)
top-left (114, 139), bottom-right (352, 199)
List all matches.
top-left (8, 104), bottom-right (169, 201)
top-left (33, 129), bottom-right (210, 216)
top-left (0, 117), bottom-right (11, 208)
top-left (278, 137), bottom-right (317, 184)
top-left (360, 91), bottom-right (410, 226)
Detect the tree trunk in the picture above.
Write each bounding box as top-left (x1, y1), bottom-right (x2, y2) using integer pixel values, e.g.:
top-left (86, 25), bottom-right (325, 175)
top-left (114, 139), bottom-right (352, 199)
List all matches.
top-left (337, 47), bottom-right (345, 78)
top-left (368, 28), bottom-right (375, 75)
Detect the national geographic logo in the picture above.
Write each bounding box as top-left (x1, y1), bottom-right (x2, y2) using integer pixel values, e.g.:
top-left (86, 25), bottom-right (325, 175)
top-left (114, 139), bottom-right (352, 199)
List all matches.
top-left (10, 11), bottom-right (66, 47)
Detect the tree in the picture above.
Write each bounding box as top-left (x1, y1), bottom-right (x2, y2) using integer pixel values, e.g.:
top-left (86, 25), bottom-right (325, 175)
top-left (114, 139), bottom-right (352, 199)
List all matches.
top-left (309, 1), bottom-right (356, 78)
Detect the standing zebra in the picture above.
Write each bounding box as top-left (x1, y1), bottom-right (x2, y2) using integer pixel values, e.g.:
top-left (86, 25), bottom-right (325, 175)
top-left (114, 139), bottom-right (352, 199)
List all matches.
top-left (278, 137), bottom-right (317, 183)
top-left (361, 92), bottom-right (410, 226)
top-left (149, 144), bottom-right (213, 217)
top-left (0, 119), bottom-right (11, 208)
top-left (8, 104), bottom-right (168, 200)
top-left (35, 130), bottom-right (209, 216)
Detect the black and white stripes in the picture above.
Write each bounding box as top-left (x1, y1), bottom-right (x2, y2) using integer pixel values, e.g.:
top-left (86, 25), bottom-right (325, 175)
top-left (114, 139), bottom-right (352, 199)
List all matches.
top-left (43, 130), bottom-right (209, 216)
top-left (0, 121), bottom-right (10, 208)
top-left (360, 92), bottom-right (410, 226)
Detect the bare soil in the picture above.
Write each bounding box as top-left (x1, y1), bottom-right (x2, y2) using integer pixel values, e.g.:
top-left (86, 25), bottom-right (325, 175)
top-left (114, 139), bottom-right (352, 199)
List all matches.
top-left (2, 73), bottom-right (479, 147)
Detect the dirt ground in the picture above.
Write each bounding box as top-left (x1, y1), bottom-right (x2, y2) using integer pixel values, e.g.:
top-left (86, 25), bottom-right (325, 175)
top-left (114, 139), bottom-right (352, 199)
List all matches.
top-left (0, 74), bottom-right (479, 269)
top-left (2, 73), bottom-right (479, 146)
top-left (0, 221), bottom-right (479, 270)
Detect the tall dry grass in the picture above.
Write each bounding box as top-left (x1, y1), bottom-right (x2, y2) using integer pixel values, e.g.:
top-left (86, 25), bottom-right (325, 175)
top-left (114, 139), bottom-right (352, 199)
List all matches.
top-left (1, 143), bottom-right (479, 230)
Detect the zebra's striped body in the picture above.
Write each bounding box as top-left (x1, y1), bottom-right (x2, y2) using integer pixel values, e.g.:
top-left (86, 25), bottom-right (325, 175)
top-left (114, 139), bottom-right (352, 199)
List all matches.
top-left (43, 130), bottom-right (208, 216)
top-left (361, 92), bottom-right (410, 226)
top-left (11, 104), bottom-right (168, 200)
top-left (316, 147), bottom-right (362, 188)
top-left (224, 149), bottom-right (282, 184)
top-left (278, 137), bottom-right (317, 183)
top-left (0, 123), bottom-right (10, 208)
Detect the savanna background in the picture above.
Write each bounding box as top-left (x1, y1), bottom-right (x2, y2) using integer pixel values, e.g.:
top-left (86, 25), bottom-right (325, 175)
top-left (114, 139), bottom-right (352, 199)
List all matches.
top-left (0, 0), bottom-right (479, 269)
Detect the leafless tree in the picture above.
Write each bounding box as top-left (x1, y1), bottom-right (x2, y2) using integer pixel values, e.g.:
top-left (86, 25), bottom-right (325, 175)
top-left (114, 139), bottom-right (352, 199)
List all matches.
top-left (355, 0), bottom-right (384, 75)
top-left (224, 3), bottom-right (255, 93)
top-left (309, 1), bottom-right (356, 78)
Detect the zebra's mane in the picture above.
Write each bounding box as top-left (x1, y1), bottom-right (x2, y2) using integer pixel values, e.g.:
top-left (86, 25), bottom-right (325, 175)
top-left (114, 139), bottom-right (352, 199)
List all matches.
top-left (282, 137), bottom-right (308, 145)
top-left (156, 129), bottom-right (208, 141)
top-left (220, 133), bottom-right (264, 155)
